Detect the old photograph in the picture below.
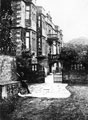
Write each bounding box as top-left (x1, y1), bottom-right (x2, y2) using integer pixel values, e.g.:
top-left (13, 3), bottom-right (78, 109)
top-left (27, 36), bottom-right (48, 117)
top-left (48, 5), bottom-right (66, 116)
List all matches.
top-left (0, 0), bottom-right (88, 120)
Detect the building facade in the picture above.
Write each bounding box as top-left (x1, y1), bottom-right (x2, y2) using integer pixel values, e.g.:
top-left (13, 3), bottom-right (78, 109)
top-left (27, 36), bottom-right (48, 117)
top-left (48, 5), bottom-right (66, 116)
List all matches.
top-left (36, 6), bottom-right (47, 56)
top-left (46, 13), bottom-right (62, 73)
top-left (36, 6), bottom-right (49, 75)
top-left (11, 0), bottom-right (37, 57)
top-left (36, 8), bottom-right (63, 74)
top-left (0, 0), bottom-right (63, 75)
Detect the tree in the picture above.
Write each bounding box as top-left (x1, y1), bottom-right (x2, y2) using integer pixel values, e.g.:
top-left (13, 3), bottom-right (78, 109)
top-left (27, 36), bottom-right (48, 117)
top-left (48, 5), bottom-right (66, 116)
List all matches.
top-left (0, 0), bottom-right (17, 55)
top-left (60, 44), bottom-right (78, 64)
top-left (60, 43), bottom-right (88, 70)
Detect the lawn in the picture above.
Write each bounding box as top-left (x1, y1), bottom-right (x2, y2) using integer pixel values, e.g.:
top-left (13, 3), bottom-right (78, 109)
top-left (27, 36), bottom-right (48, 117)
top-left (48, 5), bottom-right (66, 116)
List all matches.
top-left (1, 85), bottom-right (88, 120)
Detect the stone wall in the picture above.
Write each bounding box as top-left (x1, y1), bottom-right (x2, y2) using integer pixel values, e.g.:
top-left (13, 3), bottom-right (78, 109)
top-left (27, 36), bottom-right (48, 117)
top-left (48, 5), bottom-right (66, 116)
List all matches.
top-left (0, 55), bottom-right (17, 82)
top-left (62, 70), bottom-right (88, 84)
top-left (0, 55), bottom-right (21, 99)
top-left (62, 63), bottom-right (88, 84)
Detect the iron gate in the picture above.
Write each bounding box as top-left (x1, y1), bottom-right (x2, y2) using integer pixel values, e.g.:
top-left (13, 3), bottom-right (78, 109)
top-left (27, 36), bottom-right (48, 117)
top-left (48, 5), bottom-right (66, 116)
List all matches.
top-left (53, 72), bottom-right (62, 83)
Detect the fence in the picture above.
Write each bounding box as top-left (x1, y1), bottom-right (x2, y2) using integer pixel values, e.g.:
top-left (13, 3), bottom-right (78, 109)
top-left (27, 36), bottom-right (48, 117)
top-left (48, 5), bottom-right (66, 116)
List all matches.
top-left (62, 63), bottom-right (88, 84)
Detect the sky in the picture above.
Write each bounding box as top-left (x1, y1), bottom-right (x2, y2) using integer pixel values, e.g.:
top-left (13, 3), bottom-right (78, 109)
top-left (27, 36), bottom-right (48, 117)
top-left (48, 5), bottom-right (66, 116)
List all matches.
top-left (36, 0), bottom-right (88, 42)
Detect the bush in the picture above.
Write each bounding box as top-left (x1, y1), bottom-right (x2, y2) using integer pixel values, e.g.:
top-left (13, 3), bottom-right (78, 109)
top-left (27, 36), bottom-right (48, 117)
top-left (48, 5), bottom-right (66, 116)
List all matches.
top-left (60, 43), bottom-right (88, 70)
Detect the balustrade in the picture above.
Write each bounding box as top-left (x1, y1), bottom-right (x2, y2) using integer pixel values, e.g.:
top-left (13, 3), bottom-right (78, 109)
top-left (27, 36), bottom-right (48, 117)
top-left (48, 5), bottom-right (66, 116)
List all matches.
top-left (48, 54), bottom-right (59, 63)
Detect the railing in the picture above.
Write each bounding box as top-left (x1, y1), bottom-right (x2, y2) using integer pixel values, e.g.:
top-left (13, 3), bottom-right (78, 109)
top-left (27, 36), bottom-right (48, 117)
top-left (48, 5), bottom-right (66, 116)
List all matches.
top-left (70, 64), bottom-right (85, 71)
top-left (63, 63), bottom-right (86, 71)
top-left (48, 54), bottom-right (59, 63)
top-left (47, 34), bottom-right (58, 40)
top-left (62, 63), bottom-right (88, 84)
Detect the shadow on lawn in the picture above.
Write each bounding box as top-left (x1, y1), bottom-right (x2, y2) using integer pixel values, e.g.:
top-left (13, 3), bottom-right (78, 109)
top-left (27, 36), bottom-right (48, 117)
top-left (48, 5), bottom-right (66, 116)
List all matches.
top-left (0, 97), bottom-right (19, 120)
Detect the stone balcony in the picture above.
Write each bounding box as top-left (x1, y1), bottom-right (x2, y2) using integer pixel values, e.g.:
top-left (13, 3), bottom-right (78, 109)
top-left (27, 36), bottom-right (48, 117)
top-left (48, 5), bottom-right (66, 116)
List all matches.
top-left (47, 34), bottom-right (60, 45)
top-left (47, 34), bottom-right (58, 40)
top-left (48, 54), bottom-right (60, 64)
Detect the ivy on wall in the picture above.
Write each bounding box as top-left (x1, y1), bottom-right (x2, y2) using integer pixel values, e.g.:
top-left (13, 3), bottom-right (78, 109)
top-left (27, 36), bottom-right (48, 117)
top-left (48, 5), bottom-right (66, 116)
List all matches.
top-left (0, 0), bottom-right (17, 55)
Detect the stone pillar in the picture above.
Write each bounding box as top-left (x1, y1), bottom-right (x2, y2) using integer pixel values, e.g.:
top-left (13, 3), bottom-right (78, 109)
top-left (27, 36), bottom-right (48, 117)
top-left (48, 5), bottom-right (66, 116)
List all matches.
top-left (0, 55), bottom-right (17, 82)
top-left (0, 55), bottom-right (20, 99)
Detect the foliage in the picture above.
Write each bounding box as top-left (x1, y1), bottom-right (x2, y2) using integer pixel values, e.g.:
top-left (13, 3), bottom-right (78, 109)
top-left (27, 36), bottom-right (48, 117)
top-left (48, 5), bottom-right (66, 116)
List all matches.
top-left (60, 43), bottom-right (88, 69)
top-left (16, 50), bottom-right (35, 79)
top-left (0, 0), bottom-right (17, 55)
top-left (60, 44), bottom-right (78, 64)
top-left (16, 50), bottom-right (32, 68)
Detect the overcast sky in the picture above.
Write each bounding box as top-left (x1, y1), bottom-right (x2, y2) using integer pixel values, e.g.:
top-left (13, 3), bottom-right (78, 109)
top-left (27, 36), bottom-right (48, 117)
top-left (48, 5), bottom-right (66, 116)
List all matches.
top-left (36, 0), bottom-right (88, 42)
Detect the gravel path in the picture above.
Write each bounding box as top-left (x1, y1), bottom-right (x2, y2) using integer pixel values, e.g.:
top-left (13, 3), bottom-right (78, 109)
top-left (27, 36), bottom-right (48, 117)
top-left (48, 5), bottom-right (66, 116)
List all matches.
top-left (18, 83), bottom-right (70, 98)
top-left (18, 74), bottom-right (70, 99)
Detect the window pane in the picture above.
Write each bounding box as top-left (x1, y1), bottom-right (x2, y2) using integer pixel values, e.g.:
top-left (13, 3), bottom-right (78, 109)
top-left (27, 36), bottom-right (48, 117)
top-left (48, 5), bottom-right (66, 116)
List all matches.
top-left (26, 12), bottom-right (29, 19)
top-left (26, 32), bottom-right (29, 37)
top-left (26, 6), bottom-right (30, 10)
top-left (16, 20), bottom-right (20, 23)
top-left (16, 34), bottom-right (20, 37)
top-left (26, 38), bottom-right (29, 49)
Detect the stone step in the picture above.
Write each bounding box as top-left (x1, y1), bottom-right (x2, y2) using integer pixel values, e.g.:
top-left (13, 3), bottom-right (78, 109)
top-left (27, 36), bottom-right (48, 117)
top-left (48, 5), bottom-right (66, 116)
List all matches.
top-left (0, 81), bottom-right (21, 99)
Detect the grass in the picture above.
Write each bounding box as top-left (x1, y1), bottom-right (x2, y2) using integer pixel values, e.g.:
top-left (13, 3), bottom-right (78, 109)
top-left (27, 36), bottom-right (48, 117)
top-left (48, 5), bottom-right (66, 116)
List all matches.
top-left (1, 85), bottom-right (88, 120)
top-left (0, 97), bottom-right (19, 120)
